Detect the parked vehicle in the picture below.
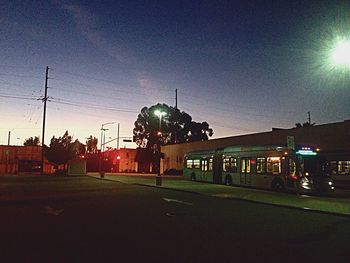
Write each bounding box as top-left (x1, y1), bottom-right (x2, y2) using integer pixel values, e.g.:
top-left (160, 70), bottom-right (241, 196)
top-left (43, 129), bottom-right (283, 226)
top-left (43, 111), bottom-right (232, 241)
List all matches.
top-left (183, 145), bottom-right (334, 193)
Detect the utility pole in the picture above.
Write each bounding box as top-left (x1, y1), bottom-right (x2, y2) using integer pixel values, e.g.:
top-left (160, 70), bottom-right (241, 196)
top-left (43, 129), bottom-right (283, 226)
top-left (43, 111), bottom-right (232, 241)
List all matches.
top-left (175, 88), bottom-right (178, 109)
top-left (41, 66), bottom-right (49, 175)
top-left (307, 111), bottom-right (311, 125)
top-left (7, 131), bottom-right (10, 146)
top-left (117, 123), bottom-right (120, 150)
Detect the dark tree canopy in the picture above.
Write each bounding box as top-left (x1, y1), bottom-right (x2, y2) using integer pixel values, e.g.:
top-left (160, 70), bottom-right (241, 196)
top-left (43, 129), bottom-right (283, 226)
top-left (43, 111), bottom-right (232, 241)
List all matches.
top-left (23, 136), bottom-right (40, 146)
top-left (85, 135), bottom-right (98, 153)
top-left (295, 122), bottom-right (316, 128)
top-left (133, 103), bottom-right (213, 148)
top-left (45, 131), bottom-right (85, 167)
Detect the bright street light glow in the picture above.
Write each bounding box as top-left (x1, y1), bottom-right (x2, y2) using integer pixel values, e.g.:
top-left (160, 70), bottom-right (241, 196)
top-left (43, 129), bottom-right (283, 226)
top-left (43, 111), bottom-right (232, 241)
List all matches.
top-left (331, 39), bottom-right (350, 66)
top-left (154, 110), bottom-right (167, 118)
top-left (154, 110), bottom-right (167, 132)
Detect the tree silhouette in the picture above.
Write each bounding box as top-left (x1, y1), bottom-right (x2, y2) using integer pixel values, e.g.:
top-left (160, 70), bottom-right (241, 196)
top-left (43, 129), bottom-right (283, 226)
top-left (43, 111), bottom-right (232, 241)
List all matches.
top-left (295, 122), bottom-right (316, 128)
top-left (133, 103), bottom-right (213, 148)
top-left (45, 131), bottom-right (84, 169)
top-left (85, 135), bottom-right (98, 153)
top-left (23, 136), bottom-right (40, 146)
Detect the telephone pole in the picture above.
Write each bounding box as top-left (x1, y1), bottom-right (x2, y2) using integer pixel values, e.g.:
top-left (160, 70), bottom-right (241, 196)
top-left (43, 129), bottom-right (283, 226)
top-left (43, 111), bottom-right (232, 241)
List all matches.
top-left (307, 111), bottom-right (311, 125)
top-left (175, 88), bottom-right (178, 109)
top-left (41, 66), bottom-right (49, 175)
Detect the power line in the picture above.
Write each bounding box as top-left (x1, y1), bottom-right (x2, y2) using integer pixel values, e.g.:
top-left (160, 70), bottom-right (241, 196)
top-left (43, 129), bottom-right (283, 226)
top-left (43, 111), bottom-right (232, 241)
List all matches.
top-left (50, 99), bottom-right (139, 113)
top-left (0, 94), bottom-right (38, 100)
top-left (0, 73), bottom-right (42, 79)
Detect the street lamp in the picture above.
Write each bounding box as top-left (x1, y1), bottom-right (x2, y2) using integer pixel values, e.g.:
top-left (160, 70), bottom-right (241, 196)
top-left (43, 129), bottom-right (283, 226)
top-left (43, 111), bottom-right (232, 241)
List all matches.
top-left (99, 122), bottom-right (116, 177)
top-left (154, 110), bottom-right (167, 132)
top-left (330, 38), bottom-right (350, 67)
top-left (154, 110), bottom-right (166, 186)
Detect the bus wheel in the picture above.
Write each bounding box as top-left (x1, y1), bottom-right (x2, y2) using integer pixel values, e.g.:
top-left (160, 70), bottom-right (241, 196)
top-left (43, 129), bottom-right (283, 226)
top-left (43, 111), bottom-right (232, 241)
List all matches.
top-left (272, 180), bottom-right (285, 192)
top-left (190, 173), bottom-right (196, 181)
top-left (225, 175), bottom-right (232, 185)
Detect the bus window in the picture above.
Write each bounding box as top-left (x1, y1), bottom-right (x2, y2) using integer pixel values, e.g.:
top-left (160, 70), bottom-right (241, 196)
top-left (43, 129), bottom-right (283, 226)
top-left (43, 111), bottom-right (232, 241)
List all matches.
top-left (256, 158), bottom-right (266, 173)
top-left (330, 161), bottom-right (337, 175)
top-left (193, 159), bottom-right (200, 169)
top-left (186, 160), bottom-right (193, 169)
top-left (223, 157), bottom-right (237, 172)
top-left (289, 159), bottom-right (296, 176)
top-left (338, 161), bottom-right (350, 175)
top-left (208, 158), bottom-right (213, 171)
top-left (267, 157), bottom-right (281, 174)
top-left (223, 158), bottom-right (230, 172)
top-left (241, 159), bottom-right (251, 173)
top-left (230, 158), bottom-right (238, 172)
top-left (202, 159), bottom-right (208, 171)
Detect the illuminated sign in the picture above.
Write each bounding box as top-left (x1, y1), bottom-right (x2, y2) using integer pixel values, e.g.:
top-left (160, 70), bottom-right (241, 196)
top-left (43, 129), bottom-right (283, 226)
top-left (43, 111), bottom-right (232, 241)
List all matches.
top-left (296, 150), bottom-right (317, 156)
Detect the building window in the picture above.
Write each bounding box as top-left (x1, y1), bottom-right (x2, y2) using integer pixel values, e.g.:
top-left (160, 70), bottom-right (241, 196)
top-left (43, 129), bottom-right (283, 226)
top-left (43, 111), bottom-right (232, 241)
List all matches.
top-left (256, 158), bottom-right (266, 173)
top-left (267, 157), bottom-right (281, 174)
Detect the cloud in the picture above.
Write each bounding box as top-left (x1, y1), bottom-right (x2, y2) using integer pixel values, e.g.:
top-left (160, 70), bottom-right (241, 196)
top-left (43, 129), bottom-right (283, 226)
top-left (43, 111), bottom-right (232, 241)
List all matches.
top-left (52, 0), bottom-right (135, 64)
top-left (137, 73), bottom-right (170, 104)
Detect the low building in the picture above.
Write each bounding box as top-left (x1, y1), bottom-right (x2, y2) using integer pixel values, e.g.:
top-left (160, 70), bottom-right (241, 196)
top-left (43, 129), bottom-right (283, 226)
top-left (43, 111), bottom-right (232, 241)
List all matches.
top-left (0, 145), bottom-right (53, 174)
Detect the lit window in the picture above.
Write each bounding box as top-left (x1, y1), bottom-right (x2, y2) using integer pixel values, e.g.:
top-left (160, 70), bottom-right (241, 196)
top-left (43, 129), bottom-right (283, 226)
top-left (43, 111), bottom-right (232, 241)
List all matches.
top-left (267, 157), bottom-right (281, 174)
top-left (289, 159), bottom-right (296, 176)
top-left (223, 157), bottom-right (237, 172)
top-left (241, 159), bottom-right (251, 173)
top-left (223, 158), bottom-right (230, 172)
top-left (338, 161), bottom-right (350, 175)
top-left (193, 159), bottom-right (200, 169)
top-left (231, 158), bottom-right (238, 172)
top-left (331, 161), bottom-right (337, 175)
top-left (257, 158), bottom-right (266, 173)
top-left (208, 158), bottom-right (213, 171)
top-left (186, 160), bottom-right (193, 169)
top-left (202, 159), bottom-right (208, 171)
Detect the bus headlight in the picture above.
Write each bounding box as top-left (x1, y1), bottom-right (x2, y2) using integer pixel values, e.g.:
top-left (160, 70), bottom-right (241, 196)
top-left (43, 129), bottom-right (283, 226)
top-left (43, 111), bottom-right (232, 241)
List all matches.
top-left (328, 181), bottom-right (333, 186)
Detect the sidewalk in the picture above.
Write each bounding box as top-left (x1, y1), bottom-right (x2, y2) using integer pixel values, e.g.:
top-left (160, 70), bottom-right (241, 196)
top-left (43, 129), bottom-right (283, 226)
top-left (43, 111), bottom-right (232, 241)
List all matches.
top-left (88, 173), bottom-right (350, 217)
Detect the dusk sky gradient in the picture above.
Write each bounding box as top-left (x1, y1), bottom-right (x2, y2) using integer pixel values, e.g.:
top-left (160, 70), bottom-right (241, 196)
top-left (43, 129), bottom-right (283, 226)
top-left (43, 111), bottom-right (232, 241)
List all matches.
top-left (1, 0), bottom-right (350, 147)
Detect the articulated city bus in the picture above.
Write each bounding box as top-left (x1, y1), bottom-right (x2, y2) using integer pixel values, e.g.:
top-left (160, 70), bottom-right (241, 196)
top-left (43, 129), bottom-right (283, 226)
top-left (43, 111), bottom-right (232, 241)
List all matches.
top-left (183, 145), bottom-right (335, 193)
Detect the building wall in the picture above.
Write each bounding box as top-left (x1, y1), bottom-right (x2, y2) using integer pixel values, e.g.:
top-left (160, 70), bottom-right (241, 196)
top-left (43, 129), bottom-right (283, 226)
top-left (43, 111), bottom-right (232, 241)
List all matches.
top-left (0, 145), bottom-right (53, 174)
top-left (109, 148), bottom-right (137, 172)
top-left (161, 120), bottom-right (350, 172)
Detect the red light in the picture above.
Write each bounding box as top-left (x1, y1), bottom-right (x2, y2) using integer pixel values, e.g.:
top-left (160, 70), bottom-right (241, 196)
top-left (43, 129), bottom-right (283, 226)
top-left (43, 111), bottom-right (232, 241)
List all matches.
top-left (290, 175), bottom-right (298, 180)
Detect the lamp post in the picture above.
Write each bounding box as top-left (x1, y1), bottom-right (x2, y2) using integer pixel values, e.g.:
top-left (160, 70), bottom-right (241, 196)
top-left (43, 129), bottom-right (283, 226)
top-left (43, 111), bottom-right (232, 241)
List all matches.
top-left (99, 122), bottom-right (116, 177)
top-left (154, 110), bottom-right (167, 186)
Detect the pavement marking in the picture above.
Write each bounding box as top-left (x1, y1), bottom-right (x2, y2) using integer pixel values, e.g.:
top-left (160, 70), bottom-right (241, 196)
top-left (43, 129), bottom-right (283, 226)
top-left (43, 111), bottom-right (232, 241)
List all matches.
top-left (163, 198), bottom-right (193, 206)
top-left (43, 206), bottom-right (64, 216)
top-left (166, 212), bottom-right (186, 217)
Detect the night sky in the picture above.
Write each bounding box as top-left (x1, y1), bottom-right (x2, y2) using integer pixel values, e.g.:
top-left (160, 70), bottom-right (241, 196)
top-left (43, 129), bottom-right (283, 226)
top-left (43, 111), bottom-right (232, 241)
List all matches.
top-left (1, 0), bottom-right (350, 147)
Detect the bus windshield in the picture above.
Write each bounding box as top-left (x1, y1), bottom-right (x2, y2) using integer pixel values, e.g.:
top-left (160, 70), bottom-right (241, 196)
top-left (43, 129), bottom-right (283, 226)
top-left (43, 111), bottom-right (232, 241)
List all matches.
top-left (301, 156), bottom-right (328, 178)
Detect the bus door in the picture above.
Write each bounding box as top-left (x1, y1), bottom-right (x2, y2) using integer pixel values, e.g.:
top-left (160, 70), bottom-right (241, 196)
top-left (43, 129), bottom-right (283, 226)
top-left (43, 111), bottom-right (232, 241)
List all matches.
top-left (240, 158), bottom-right (251, 186)
top-left (213, 153), bottom-right (223, 184)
